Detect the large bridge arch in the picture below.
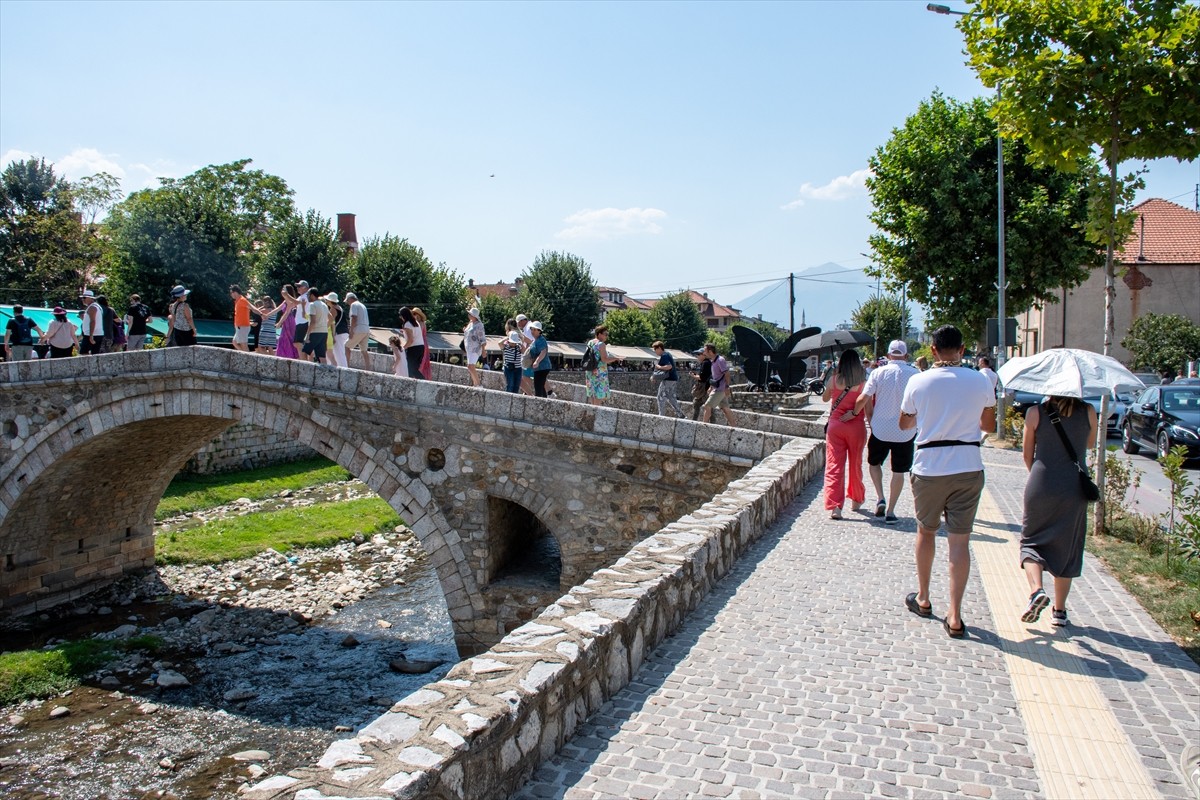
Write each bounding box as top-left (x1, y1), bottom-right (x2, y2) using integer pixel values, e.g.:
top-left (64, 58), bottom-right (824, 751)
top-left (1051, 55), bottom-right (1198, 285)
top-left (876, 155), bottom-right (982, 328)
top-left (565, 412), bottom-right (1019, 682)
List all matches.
top-left (0, 380), bottom-right (483, 647)
top-left (1, 348), bottom-right (776, 652)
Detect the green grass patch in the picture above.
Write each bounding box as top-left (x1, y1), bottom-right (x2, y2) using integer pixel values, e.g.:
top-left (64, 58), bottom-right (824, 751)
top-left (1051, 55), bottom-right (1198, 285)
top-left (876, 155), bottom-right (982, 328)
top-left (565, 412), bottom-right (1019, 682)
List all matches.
top-left (0, 636), bottom-right (163, 705)
top-left (155, 496), bottom-right (402, 565)
top-left (1088, 515), bottom-right (1200, 667)
top-left (157, 457), bottom-right (350, 520)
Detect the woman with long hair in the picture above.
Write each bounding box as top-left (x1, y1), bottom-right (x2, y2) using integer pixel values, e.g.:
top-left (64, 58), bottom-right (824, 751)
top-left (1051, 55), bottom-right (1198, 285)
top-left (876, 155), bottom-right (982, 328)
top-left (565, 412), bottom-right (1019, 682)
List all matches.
top-left (275, 285), bottom-right (299, 359)
top-left (399, 307), bottom-right (425, 379)
top-left (256, 296), bottom-right (279, 355)
top-left (167, 286), bottom-right (196, 346)
top-left (822, 349), bottom-right (868, 519)
top-left (1019, 395), bottom-right (1098, 627)
top-left (411, 307), bottom-right (432, 379)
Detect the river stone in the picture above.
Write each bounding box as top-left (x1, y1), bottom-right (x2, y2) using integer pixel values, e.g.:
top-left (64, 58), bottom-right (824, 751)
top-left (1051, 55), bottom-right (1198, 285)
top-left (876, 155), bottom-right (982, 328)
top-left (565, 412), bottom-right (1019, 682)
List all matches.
top-left (49, 706), bottom-right (70, 719)
top-left (7, 714), bottom-right (26, 727)
top-left (340, 634), bottom-right (359, 648)
top-left (159, 757), bottom-right (174, 769)
top-left (111, 624), bottom-right (138, 638)
top-left (224, 688), bottom-right (258, 702)
top-left (100, 676), bottom-right (122, 689)
top-left (138, 703), bottom-right (160, 714)
top-left (156, 670), bottom-right (190, 688)
top-left (232, 750), bottom-right (272, 762)
top-left (389, 658), bottom-right (443, 675)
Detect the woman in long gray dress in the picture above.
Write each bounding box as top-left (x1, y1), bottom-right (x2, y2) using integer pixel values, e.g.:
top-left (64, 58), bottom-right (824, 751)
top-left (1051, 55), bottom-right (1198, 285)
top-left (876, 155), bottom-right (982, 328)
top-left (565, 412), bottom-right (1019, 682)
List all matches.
top-left (1019, 395), bottom-right (1097, 627)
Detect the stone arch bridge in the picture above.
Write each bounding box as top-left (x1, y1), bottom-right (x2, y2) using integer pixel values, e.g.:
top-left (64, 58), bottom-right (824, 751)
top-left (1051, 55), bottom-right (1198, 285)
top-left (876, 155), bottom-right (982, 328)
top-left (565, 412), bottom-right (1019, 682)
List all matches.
top-left (0, 348), bottom-right (793, 652)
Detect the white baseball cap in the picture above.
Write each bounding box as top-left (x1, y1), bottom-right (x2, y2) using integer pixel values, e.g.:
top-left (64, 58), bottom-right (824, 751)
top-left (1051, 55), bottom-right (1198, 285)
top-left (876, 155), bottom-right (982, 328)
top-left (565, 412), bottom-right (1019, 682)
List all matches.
top-left (888, 340), bottom-right (907, 356)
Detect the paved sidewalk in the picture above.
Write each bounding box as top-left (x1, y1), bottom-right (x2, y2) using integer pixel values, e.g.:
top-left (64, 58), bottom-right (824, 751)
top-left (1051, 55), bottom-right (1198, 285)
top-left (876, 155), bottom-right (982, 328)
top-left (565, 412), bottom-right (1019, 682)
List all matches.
top-left (515, 446), bottom-right (1199, 799)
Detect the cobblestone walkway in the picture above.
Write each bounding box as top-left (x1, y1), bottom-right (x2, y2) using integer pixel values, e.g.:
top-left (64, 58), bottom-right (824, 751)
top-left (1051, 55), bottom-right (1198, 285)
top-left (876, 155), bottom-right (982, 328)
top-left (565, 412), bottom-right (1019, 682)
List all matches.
top-left (515, 446), bottom-right (1199, 799)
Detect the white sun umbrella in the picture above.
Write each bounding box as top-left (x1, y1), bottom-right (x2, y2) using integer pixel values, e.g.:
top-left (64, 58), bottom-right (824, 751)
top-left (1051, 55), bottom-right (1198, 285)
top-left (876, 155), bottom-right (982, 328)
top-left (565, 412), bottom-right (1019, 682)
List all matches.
top-left (997, 348), bottom-right (1146, 399)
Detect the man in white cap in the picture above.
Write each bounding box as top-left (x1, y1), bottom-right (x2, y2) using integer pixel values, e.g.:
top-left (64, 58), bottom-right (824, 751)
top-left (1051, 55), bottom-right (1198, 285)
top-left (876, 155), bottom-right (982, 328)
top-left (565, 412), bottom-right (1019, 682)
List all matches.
top-left (463, 306), bottom-right (486, 386)
top-left (292, 280), bottom-right (311, 361)
top-left (78, 289), bottom-right (104, 355)
top-left (516, 313), bottom-right (534, 394)
top-left (853, 339), bottom-right (920, 524)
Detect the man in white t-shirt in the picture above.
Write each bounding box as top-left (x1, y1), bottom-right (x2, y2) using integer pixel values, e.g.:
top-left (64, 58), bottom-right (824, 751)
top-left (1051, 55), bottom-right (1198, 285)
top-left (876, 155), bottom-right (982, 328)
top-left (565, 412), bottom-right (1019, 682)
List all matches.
top-left (344, 292), bottom-right (370, 366)
top-left (899, 325), bottom-right (996, 639)
top-left (854, 339), bottom-right (919, 524)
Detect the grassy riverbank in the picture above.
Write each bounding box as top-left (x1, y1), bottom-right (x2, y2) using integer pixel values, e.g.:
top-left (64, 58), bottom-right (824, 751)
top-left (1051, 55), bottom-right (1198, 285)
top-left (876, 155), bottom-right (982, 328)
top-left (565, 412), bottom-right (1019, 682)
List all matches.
top-left (156, 457), bottom-right (352, 520)
top-left (1087, 517), bottom-right (1200, 666)
top-left (0, 636), bottom-right (163, 704)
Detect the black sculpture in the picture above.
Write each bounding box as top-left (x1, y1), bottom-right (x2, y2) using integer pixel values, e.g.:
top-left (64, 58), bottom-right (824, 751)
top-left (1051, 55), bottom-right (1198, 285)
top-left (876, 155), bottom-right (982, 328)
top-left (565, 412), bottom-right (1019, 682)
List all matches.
top-left (732, 325), bottom-right (821, 392)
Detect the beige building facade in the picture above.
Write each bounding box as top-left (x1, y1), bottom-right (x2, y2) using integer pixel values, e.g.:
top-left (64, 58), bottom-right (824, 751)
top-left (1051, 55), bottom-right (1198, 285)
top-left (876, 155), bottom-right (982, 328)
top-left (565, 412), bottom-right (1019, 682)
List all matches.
top-left (1017, 199), bottom-right (1200, 365)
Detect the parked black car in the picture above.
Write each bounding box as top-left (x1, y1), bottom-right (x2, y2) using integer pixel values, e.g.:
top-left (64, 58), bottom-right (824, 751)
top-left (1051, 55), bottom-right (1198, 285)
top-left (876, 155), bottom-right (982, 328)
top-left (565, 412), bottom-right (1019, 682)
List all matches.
top-left (1122, 384), bottom-right (1200, 460)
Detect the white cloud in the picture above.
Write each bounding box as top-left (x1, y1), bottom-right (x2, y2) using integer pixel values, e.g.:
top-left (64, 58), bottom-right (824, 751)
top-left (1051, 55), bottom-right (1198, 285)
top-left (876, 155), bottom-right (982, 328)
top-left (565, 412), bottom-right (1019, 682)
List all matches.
top-left (54, 148), bottom-right (127, 180)
top-left (556, 207), bottom-right (667, 240)
top-left (0, 147), bottom-right (186, 190)
top-left (782, 168), bottom-right (872, 210)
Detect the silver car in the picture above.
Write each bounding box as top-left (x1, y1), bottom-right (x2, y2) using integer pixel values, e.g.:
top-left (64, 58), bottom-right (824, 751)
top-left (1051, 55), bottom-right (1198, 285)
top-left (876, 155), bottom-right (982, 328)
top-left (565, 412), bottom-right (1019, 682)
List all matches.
top-left (1083, 388), bottom-right (1136, 437)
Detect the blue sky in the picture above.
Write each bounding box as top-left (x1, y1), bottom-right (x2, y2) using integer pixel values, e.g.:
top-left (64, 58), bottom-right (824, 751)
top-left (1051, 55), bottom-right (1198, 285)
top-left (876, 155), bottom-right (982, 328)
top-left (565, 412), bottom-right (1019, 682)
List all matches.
top-left (2, 0), bottom-right (1196, 332)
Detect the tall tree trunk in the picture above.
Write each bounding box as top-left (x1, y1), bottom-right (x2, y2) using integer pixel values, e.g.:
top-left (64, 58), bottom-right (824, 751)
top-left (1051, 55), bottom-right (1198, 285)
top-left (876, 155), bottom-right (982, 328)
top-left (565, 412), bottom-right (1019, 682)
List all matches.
top-left (1093, 137), bottom-right (1121, 537)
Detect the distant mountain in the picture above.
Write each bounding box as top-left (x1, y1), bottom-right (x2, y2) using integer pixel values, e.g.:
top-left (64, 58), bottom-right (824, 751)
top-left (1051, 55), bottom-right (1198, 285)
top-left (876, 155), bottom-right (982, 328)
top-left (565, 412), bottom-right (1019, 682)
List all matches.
top-left (732, 262), bottom-right (881, 334)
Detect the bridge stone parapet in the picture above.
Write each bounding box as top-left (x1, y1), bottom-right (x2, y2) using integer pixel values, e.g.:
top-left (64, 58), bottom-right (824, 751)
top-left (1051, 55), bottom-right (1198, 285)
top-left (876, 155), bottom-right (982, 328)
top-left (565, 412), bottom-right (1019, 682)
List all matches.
top-left (1, 349), bottom-right (794, 650)
top-left (242, 436), bottom-right (823, 800)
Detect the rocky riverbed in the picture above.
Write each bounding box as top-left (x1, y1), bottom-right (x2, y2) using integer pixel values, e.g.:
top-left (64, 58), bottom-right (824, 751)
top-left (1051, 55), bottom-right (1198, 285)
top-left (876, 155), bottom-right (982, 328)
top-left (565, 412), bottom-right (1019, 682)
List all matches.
top-left (0, 526), bottom-right (458, 799)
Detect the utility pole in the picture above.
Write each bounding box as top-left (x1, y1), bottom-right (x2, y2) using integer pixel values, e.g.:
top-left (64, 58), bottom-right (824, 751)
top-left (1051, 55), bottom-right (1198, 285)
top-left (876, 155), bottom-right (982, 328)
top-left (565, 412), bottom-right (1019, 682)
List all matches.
top-left (789, 273), bottom-right (795, 333)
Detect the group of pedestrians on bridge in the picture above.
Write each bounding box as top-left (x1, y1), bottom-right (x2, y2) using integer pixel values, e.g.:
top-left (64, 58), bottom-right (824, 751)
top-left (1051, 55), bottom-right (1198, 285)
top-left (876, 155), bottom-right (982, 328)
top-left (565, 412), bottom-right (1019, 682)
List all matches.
top-left (820, 324), bottom-right (1095, 639)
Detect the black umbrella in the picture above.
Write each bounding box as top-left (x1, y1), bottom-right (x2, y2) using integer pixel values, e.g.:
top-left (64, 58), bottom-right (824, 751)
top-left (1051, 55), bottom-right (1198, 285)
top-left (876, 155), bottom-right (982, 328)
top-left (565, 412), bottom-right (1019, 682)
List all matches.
top-left (788, 329), bottom-right (874, 359)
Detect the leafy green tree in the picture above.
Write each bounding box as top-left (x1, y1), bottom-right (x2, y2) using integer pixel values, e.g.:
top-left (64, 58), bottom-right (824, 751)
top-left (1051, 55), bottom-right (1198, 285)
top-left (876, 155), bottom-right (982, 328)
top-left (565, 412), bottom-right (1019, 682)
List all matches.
top-left (159, 159), bottom-right (294, 276)
top-left (0, 158), bottom-right (97, 305)
top-left (650, 290), bottom-right (709, 353)
top-left (478, 293), bottom-right (516, 336)
top-left (850, 295), bottom-right (912, 358)
top-left (427, 264), bottom-right (472, 332)
top-left (256, 210), bottom-right (349, 297)
top-left (960, 0), bottom-right (1200, 355)
top-left (1122, 313), bottom-right (1200, 377)
top-left (105, 186), bottom-right (243, 317)
top-left (73, 172), bottom-right (123, 226)
top-left (519, 250), bottom-right (601, 342)
top-left (604, 308), bottom-right (661, 347)
top-left (351, 235), bottom-right (434, 327)
top-left (867, 91), bottom-right (1101, 340)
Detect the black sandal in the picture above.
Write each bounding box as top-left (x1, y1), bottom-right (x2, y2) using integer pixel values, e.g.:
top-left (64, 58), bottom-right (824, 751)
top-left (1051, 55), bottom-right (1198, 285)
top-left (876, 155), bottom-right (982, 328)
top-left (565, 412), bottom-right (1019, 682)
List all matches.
top-left (905, 592), bottom-right (932, 618)
top-left (943, 618), bottom-right (967, 638)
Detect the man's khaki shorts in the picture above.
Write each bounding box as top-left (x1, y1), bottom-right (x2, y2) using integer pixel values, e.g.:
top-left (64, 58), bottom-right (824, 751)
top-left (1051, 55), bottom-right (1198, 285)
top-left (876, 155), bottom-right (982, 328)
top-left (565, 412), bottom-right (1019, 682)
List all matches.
top-left (702, 389), bottom-right (730, 411)
top-left (910, 470), bottom-right (985, 535)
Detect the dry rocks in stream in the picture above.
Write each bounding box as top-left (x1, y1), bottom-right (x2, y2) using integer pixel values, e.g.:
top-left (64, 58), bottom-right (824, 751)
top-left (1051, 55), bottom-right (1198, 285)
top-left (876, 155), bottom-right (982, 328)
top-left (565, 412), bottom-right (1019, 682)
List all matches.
top-left (0, 527), bottom-right (458, 800)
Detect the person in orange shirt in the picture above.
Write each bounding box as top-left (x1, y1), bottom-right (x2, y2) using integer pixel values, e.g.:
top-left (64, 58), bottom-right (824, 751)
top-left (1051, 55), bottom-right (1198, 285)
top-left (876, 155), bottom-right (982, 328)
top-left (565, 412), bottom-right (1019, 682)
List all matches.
top-left (230, 284), bottom-right (252, 352)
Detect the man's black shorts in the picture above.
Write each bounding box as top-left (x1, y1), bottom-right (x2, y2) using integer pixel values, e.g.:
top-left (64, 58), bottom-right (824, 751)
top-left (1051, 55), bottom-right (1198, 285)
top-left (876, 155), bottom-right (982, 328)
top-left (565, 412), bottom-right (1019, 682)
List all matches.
top-left (867, 433), bottom-right (915, 473)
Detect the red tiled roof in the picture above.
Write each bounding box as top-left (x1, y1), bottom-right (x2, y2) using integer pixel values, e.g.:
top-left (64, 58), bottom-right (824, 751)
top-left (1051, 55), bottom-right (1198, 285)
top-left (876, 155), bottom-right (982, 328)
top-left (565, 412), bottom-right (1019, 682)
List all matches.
top-left (595, 286), bottom-right (626, 294)
top-left (624, 291), bottom-right (741, 320)
top-left (472, 282), bottom-right (520, 299)
top-left (1117, 199), bottom-right (1200, 265)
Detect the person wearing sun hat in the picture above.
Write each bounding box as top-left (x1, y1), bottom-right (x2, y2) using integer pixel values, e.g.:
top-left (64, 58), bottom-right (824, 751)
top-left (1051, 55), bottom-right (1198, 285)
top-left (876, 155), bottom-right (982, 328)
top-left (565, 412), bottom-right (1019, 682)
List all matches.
top-left (501, 318), bottom-right (523, 393)
top-left (463, 306), bottom-right (487, 386)
top-left (167, 285), bottom-right (196, 346)
top-left (78, 289), bottom-right (104, 355)
top-left (44, 306), bottom-right (79, 357)
top-left (853, 339), bottom-right (919, 525)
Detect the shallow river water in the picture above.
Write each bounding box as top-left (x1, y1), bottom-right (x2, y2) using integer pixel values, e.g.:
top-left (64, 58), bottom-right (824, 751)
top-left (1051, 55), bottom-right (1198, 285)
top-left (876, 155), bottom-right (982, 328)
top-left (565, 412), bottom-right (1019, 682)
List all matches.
top-left (0, 528), bottom-right (458, 800)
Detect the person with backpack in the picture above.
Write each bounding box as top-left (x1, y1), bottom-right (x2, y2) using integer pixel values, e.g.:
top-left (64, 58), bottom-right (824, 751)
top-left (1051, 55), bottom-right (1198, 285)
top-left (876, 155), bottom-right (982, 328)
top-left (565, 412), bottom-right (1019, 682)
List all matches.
top-left (124, 294), bottom-right (153, 351)
top-left (583, 324), bottom-right (618, 406)
top-left (700, 343), bottom-right (736, 427)
top-left (96, 295), bottom-right (116, 352)
top-left (4, 304), bottom-right (43, 361)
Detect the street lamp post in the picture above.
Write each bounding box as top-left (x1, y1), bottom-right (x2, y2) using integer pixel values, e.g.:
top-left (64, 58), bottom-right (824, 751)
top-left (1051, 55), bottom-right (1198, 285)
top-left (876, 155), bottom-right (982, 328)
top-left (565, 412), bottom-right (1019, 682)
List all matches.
top-left (928, 3), bottom-right (1008, 440)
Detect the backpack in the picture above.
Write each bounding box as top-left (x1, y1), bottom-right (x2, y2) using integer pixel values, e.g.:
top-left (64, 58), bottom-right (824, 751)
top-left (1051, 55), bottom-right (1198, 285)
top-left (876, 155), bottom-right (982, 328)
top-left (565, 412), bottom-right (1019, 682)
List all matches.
top-left (581, 341), bottom-right (600, 372)
top-left (10, 317), bottom-right (34, 346)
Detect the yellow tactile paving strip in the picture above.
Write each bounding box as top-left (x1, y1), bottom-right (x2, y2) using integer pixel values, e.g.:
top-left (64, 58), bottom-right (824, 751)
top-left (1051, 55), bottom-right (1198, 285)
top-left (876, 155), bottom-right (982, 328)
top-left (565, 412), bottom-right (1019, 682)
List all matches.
top-left (973, 488), bottom-right (1161, 799)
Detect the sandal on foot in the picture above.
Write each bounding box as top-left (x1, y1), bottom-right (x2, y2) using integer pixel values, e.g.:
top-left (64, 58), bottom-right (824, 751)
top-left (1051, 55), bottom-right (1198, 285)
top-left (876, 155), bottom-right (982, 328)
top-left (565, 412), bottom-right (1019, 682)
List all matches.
top-left (830, 508), bottom-right (842, 520)
top-left (1021, 589), bottom-right (1050, 623)
top-left (944, 618), bottom-right (967, 638)
top-left (905, 592), bottom-right (932, 618)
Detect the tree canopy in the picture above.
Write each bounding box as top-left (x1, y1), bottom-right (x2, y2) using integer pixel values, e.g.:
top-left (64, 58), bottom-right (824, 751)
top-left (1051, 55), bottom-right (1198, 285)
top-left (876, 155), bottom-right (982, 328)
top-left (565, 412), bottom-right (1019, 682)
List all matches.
top-left (649, 290), bottom-right (709, 353)
top-left (604, 307), bottom-right (661, 347)
top-left (256, 209), bottom-right (349, 299)
top-left (960, 0), bottom-right (1200, 353)
top-left (0, 159), bottom-right (96, 306)
top-left (850, 295), bottom-right (913, 358)
top-left (1122, 313), bottom-right (1200, 376)
top-left (519, 250), bottom-right (601, 343)
top-left (866, 91), bottom-right (1101, 340)
top-left (426, 264), bottom-right (472, 332)
top-left (352, 235), bottom-right (434, 327)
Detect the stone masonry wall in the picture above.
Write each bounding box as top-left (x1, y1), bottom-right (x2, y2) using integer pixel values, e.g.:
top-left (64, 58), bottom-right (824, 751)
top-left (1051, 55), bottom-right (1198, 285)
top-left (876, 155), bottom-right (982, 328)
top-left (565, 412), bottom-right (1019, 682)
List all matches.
top-left (243, 436), bottom-right (824, 800)
top-left (183, 421), bottom-right (318, 475)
